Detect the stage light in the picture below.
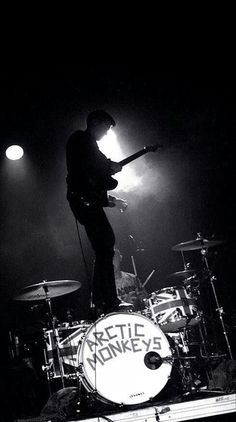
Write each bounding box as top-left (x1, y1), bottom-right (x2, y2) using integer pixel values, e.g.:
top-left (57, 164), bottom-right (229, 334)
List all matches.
top-left (98, 129), bottom-right (144, 192)
top-left (99, 129), bottom-right (144, 192)
top-left (99, 129), bottom-right (123, 161)
top-left (5, 145), bottom-right (24, 160)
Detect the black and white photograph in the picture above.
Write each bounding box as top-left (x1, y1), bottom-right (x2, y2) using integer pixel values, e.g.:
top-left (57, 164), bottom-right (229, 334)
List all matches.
top-left (0, 62), bottom-right (235, 421)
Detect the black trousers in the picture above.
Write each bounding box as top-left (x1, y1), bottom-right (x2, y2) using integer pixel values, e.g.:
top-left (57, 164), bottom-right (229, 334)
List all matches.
top-left (67, 193), bottom-right (118, 309)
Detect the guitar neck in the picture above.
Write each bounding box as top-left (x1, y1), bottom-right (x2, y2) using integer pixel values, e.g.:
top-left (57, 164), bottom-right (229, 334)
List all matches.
top-left (118, 147), bottom-right (150, 167)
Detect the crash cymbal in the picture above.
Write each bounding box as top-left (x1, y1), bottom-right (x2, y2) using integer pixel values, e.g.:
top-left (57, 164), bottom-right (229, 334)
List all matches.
top-left (167, 269), bottom-right (198, 281)
top-left (13, 280), bottom-right (81, 301)
top-left (172, 238), bottom-right (225, 251)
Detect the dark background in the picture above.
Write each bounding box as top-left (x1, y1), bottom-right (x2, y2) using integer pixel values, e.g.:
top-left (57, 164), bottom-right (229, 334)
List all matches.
top-left (0, 63), bottom-right (235, 418)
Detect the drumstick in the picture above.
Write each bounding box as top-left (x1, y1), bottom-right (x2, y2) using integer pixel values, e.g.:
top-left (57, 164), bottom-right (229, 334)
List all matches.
top-left (142, 269), bottom-right (156, 288)
top-left (131, 255), bottom-right (138, 276)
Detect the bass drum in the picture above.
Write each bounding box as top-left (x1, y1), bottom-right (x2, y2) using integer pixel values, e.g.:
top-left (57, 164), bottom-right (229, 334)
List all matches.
top-left (77, 312), bottom-right (172, 405)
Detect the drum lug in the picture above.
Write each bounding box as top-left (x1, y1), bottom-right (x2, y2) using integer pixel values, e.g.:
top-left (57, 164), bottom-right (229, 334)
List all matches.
top-left (42, 363), bottom-right (52, 374)
top-left (78, 363), bottom-right (84, 374)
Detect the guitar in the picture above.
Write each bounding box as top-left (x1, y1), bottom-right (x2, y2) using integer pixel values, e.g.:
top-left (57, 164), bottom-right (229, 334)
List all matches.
top-left (77, 144), bottom-right (163, 207)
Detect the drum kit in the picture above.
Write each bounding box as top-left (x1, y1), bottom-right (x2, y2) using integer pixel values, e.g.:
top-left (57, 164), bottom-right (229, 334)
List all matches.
top-left (11, 234), bottom-right (233, 410)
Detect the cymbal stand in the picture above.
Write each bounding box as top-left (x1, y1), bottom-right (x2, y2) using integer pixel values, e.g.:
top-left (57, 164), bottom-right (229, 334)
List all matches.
top-left (200, 248), bottom-right (233, 360)
top-left (42, 281), bottom-right (65, 389)
top-left (180, 251), bottom-right (193, 277)
top-left (181, 251), bottom-right (187, 269)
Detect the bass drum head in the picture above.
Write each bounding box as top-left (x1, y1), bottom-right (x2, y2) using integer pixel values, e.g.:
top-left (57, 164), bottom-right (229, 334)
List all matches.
top-left (77, 312), bottom-right (172, 405)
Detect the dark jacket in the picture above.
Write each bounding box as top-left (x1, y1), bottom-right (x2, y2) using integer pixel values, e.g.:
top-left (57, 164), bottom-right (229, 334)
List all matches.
top-left (66, 130), bottom-right (115, 207)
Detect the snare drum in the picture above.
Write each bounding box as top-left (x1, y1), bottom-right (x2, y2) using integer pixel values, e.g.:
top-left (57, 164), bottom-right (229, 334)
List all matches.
top-left (77, 312), bottom-right (172, 405)
top-left (145, 286), bottom-right (201, 333)
top-left (44, 321), bottom-right (91, 379)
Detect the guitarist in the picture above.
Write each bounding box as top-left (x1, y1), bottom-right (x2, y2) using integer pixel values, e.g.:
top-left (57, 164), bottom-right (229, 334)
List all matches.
top-left (66, 110), bottom-right (131, 318)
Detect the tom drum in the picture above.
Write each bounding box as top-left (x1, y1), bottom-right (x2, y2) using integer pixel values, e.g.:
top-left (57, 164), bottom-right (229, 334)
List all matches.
top-left (144, 286), bottom-right (201, 333)
top-left (44, 321), bottom-right (91, 379)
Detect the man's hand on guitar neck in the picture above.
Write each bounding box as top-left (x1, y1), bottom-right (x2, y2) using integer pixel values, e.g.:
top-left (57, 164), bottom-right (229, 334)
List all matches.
top-left (108, 195), bottom-right (128, 213)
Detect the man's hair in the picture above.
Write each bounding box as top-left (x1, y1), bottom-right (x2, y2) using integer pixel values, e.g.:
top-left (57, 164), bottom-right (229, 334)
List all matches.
top-left (87, 110), bottom-right (116, 127)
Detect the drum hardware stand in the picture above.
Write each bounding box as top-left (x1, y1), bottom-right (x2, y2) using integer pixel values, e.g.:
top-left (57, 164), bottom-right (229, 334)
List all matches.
top-left (195, 316), bottom-right (230, 393)
top-left (42, 280), bottom-right (65, 390)
top-left (187, 320), bottom-right (220, 389)
top-left (196, 320), bottom-right (213, 385)
top-left (180, 251), bottom-right (189, 271)
top-left (174, 325), bottom-right (230, 395)
top-left (73, 368), bottom-right (84, 417)
top-left (192, 282), bottom-right (221, 364)
top-left (172, 329), bottom-right (208, 395)
top-left (42, 347), bottom-right (53, 396)
top-left (190, 286), bottom-right (216, 385)
top-left (200, 248), bottom-right (234, 360)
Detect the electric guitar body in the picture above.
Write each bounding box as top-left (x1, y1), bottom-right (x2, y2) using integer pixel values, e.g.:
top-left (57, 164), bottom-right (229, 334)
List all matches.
top-left (77, 144), bottom-right (162, 207)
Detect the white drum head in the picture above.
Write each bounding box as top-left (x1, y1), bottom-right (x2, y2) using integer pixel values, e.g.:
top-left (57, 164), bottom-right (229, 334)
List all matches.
top-left (78, 312), bottom-right (172, 405)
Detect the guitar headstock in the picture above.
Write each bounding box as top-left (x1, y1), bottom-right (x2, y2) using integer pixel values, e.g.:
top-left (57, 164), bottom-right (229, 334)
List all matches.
top-left (145, 144), bottom-right (163, 152)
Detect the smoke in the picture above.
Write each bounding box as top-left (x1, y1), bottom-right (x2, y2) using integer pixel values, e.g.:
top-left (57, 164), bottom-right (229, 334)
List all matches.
top-left (113, 156), bottom-right (175, 203)
top-left (98, 129), bottom-right (178, 202)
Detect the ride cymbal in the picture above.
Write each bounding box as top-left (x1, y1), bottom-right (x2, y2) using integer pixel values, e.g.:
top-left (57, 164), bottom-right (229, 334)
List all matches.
top-left (13, 280), bottom-right (81, 301)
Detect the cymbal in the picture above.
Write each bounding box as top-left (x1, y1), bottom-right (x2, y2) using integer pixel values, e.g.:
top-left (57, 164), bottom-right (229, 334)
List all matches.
top-left (13, 280), bottom-right (81, 301)
top-left (172, 238), bottom-right (225, 251)
top-left (167, 269), bottom-right (199, 282)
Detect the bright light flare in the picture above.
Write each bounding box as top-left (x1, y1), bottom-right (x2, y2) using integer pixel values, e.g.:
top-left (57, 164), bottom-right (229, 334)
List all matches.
top-left (5, 145), bottom-right (24, 160)
top-left (98, 130), bottom-right (143, 192)
top-left (99, 129), bottom-right (123, 161)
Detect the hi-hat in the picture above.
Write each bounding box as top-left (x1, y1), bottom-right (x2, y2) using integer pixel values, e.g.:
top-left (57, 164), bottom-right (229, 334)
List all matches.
top-left (13, 280), bottom-right (81, 301)
top-left (172, 238), bottom-right (225, 251)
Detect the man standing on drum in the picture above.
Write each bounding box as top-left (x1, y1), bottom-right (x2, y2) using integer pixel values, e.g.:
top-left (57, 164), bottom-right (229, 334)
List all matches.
top-left (66, 110), bottom-right (132, 318)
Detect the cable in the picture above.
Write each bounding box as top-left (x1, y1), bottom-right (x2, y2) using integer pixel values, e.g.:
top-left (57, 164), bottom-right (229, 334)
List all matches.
top-left (75, 218), bottom-right (93, 308)
top-left (75, 219), bottom-right (90, 279)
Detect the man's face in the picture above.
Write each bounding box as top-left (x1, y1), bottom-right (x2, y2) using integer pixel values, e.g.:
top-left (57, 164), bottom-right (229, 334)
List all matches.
top-left (92, 120), bottom-right (112, 140)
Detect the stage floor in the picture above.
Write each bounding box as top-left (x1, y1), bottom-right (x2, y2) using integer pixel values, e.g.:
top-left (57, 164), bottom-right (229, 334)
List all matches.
top-left (69, 392), bottom-right (236, 422)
